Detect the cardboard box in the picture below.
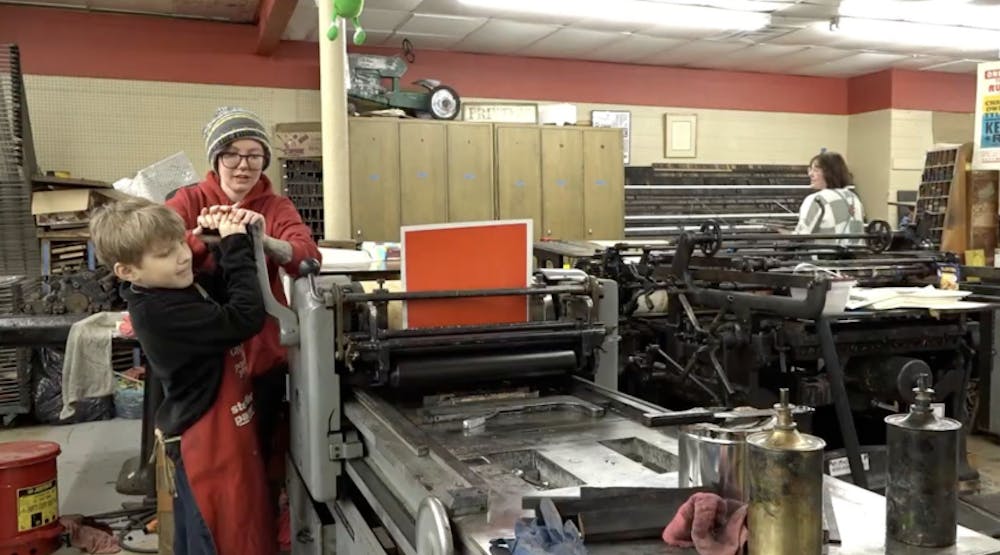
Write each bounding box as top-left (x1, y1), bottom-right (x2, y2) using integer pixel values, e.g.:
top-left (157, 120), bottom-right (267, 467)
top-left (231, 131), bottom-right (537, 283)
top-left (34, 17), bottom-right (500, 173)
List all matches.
top-left (31, 188), bottom-right (131, 228)
top-left (274, 122), bottom-right (322, 158)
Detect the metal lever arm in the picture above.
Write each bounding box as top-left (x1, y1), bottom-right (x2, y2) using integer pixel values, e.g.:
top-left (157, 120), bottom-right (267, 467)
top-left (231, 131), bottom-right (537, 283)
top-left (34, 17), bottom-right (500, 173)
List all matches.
top-left (248, 223), bottom-right (300, 347)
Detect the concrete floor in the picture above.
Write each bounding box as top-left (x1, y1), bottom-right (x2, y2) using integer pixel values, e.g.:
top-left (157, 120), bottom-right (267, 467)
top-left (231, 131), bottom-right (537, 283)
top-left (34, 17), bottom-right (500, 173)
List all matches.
top-left (0, 417), bottom-right (159, 554)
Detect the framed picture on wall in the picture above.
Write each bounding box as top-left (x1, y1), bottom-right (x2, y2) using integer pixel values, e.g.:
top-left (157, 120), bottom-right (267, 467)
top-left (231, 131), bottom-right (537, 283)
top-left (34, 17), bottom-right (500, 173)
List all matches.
top-left (591, 110), bottom-right (631, 164)
top-left (665, 114), bottom-right (697, 158)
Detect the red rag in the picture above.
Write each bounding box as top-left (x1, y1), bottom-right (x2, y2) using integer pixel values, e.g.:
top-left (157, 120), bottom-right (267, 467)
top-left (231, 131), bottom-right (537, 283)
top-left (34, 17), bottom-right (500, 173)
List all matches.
top-left (662, 492), bottom-right (748, 555)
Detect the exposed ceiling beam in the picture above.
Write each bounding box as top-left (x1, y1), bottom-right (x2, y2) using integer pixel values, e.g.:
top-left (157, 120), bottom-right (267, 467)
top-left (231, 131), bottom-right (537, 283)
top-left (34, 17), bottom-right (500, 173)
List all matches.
top-left (256, 0), bottom-right (297, 55)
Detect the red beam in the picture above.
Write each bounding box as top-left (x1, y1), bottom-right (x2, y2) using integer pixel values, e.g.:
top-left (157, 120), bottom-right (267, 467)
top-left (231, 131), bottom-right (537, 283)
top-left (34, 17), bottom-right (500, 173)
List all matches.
top-left (256, 0), bottom-right (297, 56)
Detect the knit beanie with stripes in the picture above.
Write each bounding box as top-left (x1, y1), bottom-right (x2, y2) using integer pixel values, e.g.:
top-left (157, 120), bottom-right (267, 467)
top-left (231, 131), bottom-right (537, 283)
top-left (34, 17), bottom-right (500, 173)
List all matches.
top-left (203, 106), bottom-right (272, 172)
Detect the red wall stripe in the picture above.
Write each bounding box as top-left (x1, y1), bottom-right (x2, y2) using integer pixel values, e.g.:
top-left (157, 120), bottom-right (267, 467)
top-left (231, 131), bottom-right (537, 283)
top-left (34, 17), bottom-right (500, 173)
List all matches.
top-left (847, 70), bottom-right (894, 115)
top-left (890, 69), bottom-right (976, 113)
top-left (0, 4), bottom-right (977, 115)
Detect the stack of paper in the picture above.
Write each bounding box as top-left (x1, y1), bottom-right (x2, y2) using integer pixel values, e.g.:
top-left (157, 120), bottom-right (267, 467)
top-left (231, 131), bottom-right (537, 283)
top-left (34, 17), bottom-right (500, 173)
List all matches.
top-left (846, 285), bottom-right (988, 311)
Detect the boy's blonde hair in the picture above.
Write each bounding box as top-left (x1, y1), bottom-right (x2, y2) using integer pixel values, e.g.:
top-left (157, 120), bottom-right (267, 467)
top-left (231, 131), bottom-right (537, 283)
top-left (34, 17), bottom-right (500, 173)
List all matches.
top-left (89, 197), bottom-right (186, 267)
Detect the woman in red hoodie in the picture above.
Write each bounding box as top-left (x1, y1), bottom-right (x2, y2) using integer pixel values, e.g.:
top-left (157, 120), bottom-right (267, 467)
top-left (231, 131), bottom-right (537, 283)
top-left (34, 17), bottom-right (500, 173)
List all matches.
top-left (166, 106), bottom-right (322, 551)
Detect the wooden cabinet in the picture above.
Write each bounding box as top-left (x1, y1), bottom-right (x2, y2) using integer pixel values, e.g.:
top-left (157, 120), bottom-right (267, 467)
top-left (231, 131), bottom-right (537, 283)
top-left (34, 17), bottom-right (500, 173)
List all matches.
top-left (346, 118), bottom-right (624, 243)
top-left (583, 128), bottom-right (625, 239)
top-left (496, 125), bottom-right (543, 239)
top-left (399, 121), bottom-right (448, 226)
top-left (349, 118), bottom-right (400, 242)
top-left (447, 123), bottom-right (494, 222)
top-left (541, 128), bottom-right (585, 239)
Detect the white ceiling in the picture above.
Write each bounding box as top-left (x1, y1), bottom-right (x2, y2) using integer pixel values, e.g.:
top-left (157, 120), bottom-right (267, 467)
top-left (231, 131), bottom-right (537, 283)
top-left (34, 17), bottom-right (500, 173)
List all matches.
top-left (4, 0), bottom-right (998, 77)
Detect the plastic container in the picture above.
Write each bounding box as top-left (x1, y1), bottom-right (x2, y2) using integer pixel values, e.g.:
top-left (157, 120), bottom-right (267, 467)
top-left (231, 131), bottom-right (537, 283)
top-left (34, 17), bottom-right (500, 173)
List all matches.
top-left (0, 441), bottom-right (63, 555)
top-left (790, 263), bottom-right (856, 315)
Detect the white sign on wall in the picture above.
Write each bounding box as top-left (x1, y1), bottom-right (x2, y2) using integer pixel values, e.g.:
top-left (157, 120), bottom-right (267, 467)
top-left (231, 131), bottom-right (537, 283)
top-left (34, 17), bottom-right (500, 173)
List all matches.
top-left (973, 61), bottom-right (1000, 170)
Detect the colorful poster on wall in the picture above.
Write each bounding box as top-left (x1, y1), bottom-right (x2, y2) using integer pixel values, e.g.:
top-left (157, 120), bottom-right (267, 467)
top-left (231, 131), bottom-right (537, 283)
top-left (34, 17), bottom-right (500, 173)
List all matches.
top-left (973, 61), bottom-right (1000, 170)
top-left (400, 220), bottom-right (533, 329)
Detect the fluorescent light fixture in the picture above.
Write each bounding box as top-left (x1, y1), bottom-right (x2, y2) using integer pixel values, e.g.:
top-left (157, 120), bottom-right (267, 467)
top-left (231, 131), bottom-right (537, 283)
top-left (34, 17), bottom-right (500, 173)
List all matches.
top-left (822, 17), bottom-right (1000, 52)
top-left (457, 0), bottom-right (772, 31)
top-left (839, 0), bottom-right (1000, 31)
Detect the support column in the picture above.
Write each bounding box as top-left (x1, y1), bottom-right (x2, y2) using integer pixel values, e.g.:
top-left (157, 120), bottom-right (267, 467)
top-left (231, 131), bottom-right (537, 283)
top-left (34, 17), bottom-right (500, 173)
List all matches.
top-left (318, 2), bottom-right (351, 240)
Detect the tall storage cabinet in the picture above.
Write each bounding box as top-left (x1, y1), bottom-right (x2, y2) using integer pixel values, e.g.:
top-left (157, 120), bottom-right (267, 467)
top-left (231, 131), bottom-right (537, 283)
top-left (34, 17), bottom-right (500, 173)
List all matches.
top-left (349, 118), bottom-right (401, 242)
top-left (496, 125), bottom-right (543, 239)
top-left (541, 128), bottom-right (585, 239)
top-left (399, 121), bottom-right (448, 226)
top-left (346, 117), bottom-right (625, 242)
top-left (583, 129), bottom-right (625, 239)
top-left (447, 123), bottom-right (495, 222)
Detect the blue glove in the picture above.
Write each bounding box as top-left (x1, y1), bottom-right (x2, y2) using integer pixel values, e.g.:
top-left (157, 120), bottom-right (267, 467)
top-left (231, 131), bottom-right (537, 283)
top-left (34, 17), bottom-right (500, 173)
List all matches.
top-left (510, 498), bottom-right (587, 555)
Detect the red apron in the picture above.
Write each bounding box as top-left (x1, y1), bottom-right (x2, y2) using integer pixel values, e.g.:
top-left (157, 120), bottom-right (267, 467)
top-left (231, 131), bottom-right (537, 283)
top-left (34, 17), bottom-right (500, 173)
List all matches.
top-left (179, 344), bottom-right (276, 555)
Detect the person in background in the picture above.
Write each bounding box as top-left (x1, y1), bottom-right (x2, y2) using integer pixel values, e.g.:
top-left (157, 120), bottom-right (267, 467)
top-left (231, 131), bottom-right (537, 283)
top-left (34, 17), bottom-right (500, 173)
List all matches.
top-left (91, 197), bottom-right (274, 555)
top-left (794, 151), bottom-right (866, 246)
top-left (166, 106), bottom-right (322, 549)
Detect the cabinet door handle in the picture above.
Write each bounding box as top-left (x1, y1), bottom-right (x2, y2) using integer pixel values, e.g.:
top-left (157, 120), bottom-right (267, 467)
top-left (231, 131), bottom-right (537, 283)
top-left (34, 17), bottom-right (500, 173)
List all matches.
top-left (588, 228), bottom-right (593, 235)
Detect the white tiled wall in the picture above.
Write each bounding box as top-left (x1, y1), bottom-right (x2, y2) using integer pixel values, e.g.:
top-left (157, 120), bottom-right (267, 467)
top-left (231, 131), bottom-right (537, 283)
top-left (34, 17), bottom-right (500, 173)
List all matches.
top-left (847, 109), bottom-right (892, 221)
top-left (24, 75), bottom-right (848, 185)
top-left (474, 96), bottom-right (848, 166)
top-left (23, 75), bottom-right (968, 228)
top-left (23, 75), bottom-right (322, 186)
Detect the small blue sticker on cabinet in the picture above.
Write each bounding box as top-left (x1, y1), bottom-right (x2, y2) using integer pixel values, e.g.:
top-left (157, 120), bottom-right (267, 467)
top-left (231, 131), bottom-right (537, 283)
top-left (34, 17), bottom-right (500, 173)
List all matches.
top-left (595, 179), bottom-right (607, 186)
top-left (368, 174), bottom-right (379, 182)
top-left (515, 179), bottom-right (525, 187)
top-left (464, 173), bottom-right (476, 181)
top-left (417, 171), bottom-right (428, 179)
top-left (556, 178), bottom-right (566, 187)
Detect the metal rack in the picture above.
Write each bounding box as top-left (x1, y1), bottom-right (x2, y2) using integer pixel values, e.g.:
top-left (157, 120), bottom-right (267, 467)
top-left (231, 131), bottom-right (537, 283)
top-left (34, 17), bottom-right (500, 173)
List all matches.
top-left (281, 157), bottom-right (324, 242)
top-left (624, 163), bottom-right (811, 238)
top-left (0, 44), bottom-right (40, 277)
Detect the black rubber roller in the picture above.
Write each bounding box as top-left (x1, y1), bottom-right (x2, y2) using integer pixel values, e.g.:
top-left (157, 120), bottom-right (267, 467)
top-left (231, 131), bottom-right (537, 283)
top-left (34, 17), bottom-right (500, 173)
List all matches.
top-left (390, 350), bottom-right (577, 388)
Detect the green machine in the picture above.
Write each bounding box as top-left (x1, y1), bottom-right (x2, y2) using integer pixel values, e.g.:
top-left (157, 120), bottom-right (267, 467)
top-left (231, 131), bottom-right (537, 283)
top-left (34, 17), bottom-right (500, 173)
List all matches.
top-left (348, 53), bottom-right (461, 120)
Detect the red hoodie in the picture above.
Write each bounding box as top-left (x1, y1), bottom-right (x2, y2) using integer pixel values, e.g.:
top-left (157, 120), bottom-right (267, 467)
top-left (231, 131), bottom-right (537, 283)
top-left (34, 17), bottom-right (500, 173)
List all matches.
top-left (167, 171), bottom-right (322, 374)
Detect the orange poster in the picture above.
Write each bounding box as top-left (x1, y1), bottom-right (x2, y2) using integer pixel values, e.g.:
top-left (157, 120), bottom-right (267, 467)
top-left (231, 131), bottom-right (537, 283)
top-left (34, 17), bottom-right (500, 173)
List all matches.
top-left (401, 220), bottom-right (533, 329)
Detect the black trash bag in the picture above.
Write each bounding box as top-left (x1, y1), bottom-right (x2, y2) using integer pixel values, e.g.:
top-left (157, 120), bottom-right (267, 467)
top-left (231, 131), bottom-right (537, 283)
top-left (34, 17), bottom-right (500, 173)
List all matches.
top-left (31, 347), bottom-right (114, 424)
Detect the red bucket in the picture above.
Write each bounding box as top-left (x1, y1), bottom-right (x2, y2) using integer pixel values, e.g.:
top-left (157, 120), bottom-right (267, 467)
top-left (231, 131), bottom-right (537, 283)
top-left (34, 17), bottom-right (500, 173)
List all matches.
top-left (0, 441), bottom-right (63, 555)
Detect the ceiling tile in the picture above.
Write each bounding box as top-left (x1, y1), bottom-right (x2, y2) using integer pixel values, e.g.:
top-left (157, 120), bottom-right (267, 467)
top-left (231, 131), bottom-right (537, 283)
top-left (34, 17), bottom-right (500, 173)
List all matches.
top-left (173, 0), bottom-right (258, 21)
top-left (765, 26), bottom-right (841, 47)
top-left (794, 52), bottom-right (909, 77)
top-left (386, 30), bottom-right (465, 49)
top-left (922, 60), bottom-right (984, 74)
top-left (891, 55), bottom-right (956, 71)
top-left (453, 19), bottom-right (560, 54)
top-left (580, 34), bottom-right (689, 63)
top-left (414, 0), bottom-right (583, 25)
top-left (283, 0), bottom-right (317, 40)
top-left (349, 9), bottom-right (413, 32)
top-left (397, 12), bottom-right (487, 35)
top-left (516, 27), bottom-right (625, 58)
top-left (365, 0), bottom-right (423, 11)
top-left (638, 40), bottom-right (750, 66)
top-left (759, 46), bottom-right (856, 72)
top-left (694, 43), bottom-right (809, 72)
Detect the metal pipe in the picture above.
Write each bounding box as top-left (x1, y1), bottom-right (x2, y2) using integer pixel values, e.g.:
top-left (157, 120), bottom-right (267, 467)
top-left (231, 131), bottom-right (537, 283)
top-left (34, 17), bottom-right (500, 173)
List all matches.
top-left (817, 318), bottom-right (868, 489)
top-left (342, 285), bottom-right (588, 302)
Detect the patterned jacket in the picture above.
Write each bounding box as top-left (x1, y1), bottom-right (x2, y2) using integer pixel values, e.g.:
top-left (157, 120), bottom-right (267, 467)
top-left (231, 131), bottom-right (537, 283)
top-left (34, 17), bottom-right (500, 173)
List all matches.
top-left (793, 187), bottom-right (865, 245)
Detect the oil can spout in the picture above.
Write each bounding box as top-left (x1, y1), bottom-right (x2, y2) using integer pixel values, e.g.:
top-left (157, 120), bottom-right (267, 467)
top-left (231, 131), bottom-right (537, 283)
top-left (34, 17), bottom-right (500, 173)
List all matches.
top-left (774, 388), bottom-right (797, 430)
top-left (911, 373), bottom-right (935, 413)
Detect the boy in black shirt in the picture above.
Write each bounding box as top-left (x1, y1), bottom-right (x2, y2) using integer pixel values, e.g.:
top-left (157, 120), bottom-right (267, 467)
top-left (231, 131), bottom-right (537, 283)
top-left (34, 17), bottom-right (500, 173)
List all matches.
top-left (90, 197), bottom-right (275, 555)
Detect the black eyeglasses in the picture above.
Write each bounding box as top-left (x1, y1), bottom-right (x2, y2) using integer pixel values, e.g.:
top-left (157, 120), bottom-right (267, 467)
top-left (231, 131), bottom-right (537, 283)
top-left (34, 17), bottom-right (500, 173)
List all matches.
top-left (219, 152), bottom-right (265, 169)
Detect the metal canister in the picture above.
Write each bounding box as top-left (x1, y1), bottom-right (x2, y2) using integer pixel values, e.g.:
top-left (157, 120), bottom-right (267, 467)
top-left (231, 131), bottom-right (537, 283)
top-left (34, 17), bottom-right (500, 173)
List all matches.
top-left (747, 389), bottom-right (826, 555)
top-left (885, 375), bottom-right (961, 547)
top-left (678, 413), bottom-right (776, 502)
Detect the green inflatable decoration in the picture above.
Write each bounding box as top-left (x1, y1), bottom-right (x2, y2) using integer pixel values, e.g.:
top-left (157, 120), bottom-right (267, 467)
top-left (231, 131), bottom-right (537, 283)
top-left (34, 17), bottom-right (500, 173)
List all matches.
top-left (327, 0), bottom-right (367, 45)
